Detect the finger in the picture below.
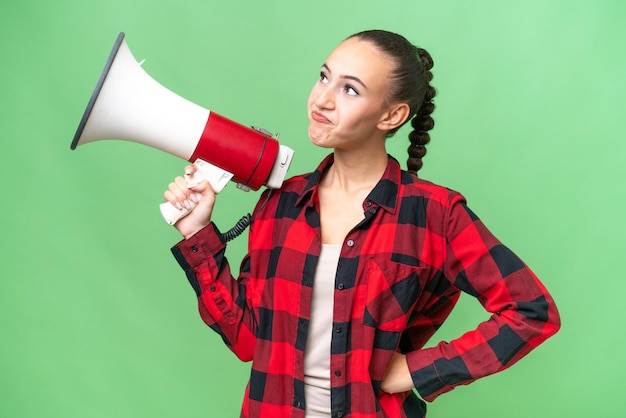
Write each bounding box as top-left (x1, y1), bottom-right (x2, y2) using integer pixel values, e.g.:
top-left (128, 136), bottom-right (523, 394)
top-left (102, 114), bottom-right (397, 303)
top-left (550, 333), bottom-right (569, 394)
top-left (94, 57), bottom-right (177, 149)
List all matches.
top-left (166, 177), bottom-right (192, 202)
top-left (184, 165), bottom-right (196, 178)
top-left (187, 178), bottom-right (211, 193)
top-left (163, 189), bottom-right (184, 210)
top-left (186, 180), bottom-right (212, 202)
top-left (174, 175), bottom-right (192, 196)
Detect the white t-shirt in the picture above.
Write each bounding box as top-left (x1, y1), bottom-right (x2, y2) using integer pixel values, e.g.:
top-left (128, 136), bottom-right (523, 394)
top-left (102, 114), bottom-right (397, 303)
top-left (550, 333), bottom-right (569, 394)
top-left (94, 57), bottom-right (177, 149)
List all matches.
top-left (304, 244), bottom-right (341, 417)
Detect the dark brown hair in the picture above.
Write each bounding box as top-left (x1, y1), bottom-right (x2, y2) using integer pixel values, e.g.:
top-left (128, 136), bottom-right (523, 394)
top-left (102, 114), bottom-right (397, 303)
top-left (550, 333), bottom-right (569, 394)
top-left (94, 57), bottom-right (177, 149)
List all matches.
top-left (348, 30), bottom-right (436, 173)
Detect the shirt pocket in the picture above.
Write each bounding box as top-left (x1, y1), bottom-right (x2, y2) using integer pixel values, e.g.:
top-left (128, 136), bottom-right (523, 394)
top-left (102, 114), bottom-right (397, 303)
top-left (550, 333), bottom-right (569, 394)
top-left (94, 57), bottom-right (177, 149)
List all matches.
top-left (362, 258), bottom-right (424, 332)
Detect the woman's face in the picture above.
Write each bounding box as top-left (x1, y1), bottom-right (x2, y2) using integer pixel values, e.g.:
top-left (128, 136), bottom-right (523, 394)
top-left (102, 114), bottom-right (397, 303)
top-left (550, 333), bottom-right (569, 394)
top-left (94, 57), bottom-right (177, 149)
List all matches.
top-left (307, 37), bottom-right (399, 151)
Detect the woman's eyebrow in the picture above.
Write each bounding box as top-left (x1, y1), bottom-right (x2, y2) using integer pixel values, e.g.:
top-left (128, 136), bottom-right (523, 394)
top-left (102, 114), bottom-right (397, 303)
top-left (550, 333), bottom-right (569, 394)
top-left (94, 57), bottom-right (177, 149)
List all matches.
top-left (322, 63), bottom-right (367, 89)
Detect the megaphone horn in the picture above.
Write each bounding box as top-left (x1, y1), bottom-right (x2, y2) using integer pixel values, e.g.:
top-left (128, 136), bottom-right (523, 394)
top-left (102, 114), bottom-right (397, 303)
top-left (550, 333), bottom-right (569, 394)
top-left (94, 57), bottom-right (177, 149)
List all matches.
top-left (71, 32), bottom-right (294, 225)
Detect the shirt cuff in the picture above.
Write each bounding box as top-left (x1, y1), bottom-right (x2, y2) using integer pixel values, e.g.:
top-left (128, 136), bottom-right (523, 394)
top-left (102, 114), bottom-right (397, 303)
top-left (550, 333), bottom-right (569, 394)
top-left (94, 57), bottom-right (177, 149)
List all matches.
top-left (406, 348), bottom-right (444, 402)
top-left (171, 223), bottom-right (225, 271)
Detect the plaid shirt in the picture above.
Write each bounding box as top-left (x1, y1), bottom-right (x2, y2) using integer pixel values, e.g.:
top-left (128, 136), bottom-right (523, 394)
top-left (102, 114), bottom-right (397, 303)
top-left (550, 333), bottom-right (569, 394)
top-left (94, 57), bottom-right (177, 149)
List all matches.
top-left (172, 154), bottom-right (560, 418)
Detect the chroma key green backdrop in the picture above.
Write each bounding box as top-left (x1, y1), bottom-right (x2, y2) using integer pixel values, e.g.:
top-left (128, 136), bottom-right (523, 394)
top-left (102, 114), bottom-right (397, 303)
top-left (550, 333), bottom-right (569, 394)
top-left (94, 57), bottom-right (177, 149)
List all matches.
top-left (1, 1), bottom-right (624, 417)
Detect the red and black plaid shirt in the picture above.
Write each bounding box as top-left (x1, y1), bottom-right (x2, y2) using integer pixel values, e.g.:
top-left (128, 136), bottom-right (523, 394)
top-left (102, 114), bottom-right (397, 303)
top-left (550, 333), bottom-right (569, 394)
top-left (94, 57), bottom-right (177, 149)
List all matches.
top-left (172, 154), bottom-right (560, 418)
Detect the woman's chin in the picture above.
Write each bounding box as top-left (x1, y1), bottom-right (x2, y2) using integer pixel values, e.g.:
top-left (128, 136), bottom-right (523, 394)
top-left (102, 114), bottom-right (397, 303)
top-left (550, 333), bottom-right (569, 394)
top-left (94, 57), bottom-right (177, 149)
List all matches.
top-left (308, 126), bottom-right (333, 149)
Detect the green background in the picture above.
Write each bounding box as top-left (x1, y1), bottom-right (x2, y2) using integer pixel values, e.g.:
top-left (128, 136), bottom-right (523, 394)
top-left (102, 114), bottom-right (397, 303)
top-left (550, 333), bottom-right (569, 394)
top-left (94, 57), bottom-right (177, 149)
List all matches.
top-left (1, 1), bottom-right (624, 417)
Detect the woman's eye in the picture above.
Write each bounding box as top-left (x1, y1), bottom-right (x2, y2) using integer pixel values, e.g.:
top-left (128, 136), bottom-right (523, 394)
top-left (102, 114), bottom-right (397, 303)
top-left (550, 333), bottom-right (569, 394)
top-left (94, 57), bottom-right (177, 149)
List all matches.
top-left (319, 72), bottom-right (329, 83)
top-left (344, 85), bottom-right (358, 96)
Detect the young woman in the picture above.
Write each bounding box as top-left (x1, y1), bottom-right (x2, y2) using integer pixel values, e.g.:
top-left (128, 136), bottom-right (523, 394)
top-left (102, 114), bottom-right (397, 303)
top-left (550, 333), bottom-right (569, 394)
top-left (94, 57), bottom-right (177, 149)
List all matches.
top-left (165, 30), bottom-right (560, 418)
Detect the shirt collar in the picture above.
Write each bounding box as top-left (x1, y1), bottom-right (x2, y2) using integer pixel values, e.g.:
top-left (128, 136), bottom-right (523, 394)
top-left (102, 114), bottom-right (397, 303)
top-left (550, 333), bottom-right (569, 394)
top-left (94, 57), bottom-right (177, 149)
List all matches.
top-left (296, 153), bottom-right (400, 214)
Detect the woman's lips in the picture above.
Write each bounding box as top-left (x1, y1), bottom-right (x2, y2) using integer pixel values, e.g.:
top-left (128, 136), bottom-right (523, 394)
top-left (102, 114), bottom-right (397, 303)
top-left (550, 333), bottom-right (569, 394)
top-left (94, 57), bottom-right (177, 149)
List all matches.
top-left (311, 110), bottom-right (332, 124)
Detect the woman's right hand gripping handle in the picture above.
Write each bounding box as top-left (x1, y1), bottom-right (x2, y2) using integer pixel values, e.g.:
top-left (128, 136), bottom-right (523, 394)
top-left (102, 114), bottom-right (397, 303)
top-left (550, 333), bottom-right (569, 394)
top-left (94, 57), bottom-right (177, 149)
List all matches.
top-left (163, 165), bottom-right (216, 240)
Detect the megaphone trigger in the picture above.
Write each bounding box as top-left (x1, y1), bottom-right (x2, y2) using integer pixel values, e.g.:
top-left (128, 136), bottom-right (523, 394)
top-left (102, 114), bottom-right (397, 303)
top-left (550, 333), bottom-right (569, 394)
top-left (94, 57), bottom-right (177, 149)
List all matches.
top-left (189, 158), bottom-right (234, 194)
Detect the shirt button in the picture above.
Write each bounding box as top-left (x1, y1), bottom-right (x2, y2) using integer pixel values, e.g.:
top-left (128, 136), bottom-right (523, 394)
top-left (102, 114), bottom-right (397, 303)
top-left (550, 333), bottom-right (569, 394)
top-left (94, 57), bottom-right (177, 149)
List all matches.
top-left (369, 208), bottom-right (377, 215)
top-left (337, 283), bottom-right (345, 290)
top-left (365, 201), bottom-right (372, 207)
top-left (337, 414), bottom-right (344, 418)
top-left (191, 245), bottom-right (198, 253)
top-left (334, 369), bottom-right (342, 376)
top-left (335, 326), bottom-right (342, 333)
top-left (346, 240), bottom-right (354, 247)
top-left (209, 285), bottom-right (216, 292)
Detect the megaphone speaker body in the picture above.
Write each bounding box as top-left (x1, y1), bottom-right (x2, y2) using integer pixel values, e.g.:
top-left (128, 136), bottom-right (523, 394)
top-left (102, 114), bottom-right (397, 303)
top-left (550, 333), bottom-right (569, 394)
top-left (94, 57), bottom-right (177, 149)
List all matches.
top-left (72, 32), bottom-right (293, 194)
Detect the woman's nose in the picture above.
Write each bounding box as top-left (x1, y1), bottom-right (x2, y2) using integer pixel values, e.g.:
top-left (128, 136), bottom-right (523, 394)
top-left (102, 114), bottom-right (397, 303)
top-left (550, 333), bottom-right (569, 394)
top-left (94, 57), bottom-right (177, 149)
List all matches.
top-left (315, 85), bottom-right (335, 109)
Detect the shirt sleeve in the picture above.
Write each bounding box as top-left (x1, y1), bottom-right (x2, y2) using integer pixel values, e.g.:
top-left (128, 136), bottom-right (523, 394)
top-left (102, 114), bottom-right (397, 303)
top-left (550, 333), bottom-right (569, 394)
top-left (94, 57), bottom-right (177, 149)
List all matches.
top-left (171, 222), bottom-right (257, 362)
top-left (405, 193), bottom-right (561, 401)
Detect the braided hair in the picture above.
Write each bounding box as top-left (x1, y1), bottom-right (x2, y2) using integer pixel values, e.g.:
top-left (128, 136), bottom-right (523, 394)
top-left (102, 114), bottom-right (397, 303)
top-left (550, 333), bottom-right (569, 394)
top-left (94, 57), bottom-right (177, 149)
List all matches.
top-left (348, 30), bottom-right (436, 174)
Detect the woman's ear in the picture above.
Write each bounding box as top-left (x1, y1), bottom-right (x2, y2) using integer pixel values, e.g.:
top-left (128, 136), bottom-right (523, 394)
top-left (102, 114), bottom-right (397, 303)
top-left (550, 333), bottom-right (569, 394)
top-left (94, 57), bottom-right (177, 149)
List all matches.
top-left (378, 103), bottom-right (411, 131)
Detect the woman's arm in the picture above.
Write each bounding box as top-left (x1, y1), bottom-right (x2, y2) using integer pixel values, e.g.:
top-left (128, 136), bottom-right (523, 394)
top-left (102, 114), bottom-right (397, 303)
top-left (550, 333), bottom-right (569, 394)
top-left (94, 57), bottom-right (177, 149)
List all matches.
top-left (167, 165), bottom-right (258, 361)
top-left (403, 194), bottom-right (561, 401)
top-left (380, 353), bottom-right (414, 394)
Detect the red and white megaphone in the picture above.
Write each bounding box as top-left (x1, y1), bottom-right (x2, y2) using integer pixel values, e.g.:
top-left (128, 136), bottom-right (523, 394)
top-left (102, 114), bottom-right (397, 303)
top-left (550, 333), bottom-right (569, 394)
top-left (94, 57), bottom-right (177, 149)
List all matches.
top-left (71, 32), bottom-right (294, 225)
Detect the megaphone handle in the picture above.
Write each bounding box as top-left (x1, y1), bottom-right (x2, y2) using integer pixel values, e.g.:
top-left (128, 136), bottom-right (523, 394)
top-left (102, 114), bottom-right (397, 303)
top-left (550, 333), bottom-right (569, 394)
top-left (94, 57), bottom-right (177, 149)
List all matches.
top-left (160, 199), bottom-right (193, 226)
top-left (159, 159), bottom-right (234, 225)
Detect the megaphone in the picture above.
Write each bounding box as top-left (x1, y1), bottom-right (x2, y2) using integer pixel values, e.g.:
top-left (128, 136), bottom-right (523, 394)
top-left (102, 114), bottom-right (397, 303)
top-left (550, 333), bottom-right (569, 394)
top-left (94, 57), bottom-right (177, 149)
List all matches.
top-left (71, 32), bottom-right (294, 226)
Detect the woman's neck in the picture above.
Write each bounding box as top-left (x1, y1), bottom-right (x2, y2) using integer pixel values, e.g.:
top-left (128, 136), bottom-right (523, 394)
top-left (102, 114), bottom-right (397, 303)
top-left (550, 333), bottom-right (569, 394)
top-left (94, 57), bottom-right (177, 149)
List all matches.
top-left (322, 147), bottom-right (388, 194)
top-left (317, 146), bottom-right (388, 245)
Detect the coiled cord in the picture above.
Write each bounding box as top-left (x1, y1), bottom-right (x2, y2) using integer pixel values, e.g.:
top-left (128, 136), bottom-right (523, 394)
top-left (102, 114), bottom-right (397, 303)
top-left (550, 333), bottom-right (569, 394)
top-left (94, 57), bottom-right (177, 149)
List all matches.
top-left (220, 213), bottom-right (253, 242)
top-left (219, 189), bottom-right (273, 242)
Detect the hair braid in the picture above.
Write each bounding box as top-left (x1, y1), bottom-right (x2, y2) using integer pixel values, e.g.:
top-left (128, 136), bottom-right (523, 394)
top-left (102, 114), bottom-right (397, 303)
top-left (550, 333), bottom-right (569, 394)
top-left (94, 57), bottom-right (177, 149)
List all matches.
top-left (407, 48), bottom-right (436, 174)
